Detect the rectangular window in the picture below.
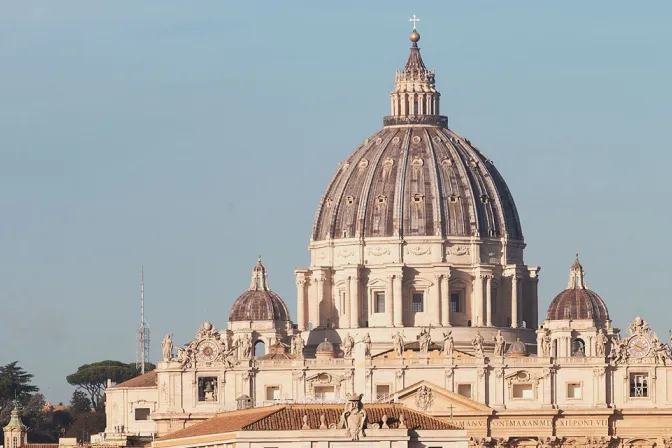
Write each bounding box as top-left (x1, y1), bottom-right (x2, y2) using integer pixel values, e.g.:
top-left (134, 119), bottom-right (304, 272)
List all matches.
top-left (375, 384), bottom-right (390, 401)
top-left (134, 408), bottom-right (151, 420)
top-left (314, 385), bottom-right (335, 400)
top-left (198, 376), bottom-right (218, 402)
top-left (567, 383), bottom-right (582, 399)
top-left (374, 292), bottom-right (386, 313)
top-left (630, 373), bottom-right (649, 398)
top-left (13, 437), bottom-right (18, 448)
top-left (457, 384), bottom-right (472, 399)
top-left (266, 386), bottom-right (280, 401)
top-left (412, 292), bottom-right (424, 313)
top-left (512, 384), bottom-right (534, 399)
top-left (450, 292), bottom-right (460, 313)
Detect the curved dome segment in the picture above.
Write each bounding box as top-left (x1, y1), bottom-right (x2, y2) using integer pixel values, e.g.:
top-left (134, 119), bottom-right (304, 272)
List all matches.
top-left (312, 127), bottom-right (523, 241)
top-left (546, 288), bottom-right (609, 321)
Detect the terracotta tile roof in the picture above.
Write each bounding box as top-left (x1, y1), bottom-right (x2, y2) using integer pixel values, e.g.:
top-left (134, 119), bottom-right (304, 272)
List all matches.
top-left (159, 403), bottom-right (456, 441)
top-left (245, 404), bottom-right (456, 431)
top-left (158, 406), bottom-right (283, 440)
top-left (112, 370), bottom-right (157, 388)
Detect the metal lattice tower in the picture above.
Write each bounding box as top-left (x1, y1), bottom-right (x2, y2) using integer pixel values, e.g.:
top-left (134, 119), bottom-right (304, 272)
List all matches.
top-left (136, 266), bottom-right (150, 374)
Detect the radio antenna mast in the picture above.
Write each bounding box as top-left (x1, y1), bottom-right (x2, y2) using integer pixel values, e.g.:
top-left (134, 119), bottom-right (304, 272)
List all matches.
top-left (136, 266), bottom-right (150, 374)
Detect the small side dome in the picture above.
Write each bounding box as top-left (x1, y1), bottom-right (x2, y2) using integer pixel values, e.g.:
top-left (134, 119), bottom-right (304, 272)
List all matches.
top-left (229, 256), bottom-right (291, 323)
top-left (315, 338), bottom-right (335, 359)
top-left (506, 339), bottom-right (528, 358)
top-left (546, 255), bottom-right (609, 321)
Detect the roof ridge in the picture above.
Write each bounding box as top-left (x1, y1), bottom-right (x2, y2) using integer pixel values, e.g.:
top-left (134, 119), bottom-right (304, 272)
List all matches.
top-left (240, 406), bottom-right (287, 430)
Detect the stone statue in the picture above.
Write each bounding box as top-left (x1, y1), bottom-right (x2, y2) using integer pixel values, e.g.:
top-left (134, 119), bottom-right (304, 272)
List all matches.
top-left (293, 333), bottom-right (305, 358)
top-left (162, 334), bottom-right (173, 362)
top-left (442, 331), bottom-right (454, 357)
top-left (493, 330), bottom-right (506, 357)
top-left (176, 347), bottom-right (192, 369)
top-left (342, 332), bottom-right (355, 358)
top-left (418, 327), bottom-right (431, 355)
top-left (392, 331), bottom-right (405, 357)
top-left (471, 331), bottom-right (485, 358)
top-left (542, 332), bottom-right (552, 357)
top-left (362, 333), bottom-right (372, 357)
top-left (338, 394), bottom-right (367, 441)
top-left (241, 334), bottom-right (252, 360)
top-left (652, 333), bottom-right (671, 365)
top-left (223, 340), bottom-right (239, 368)
top-left (595, 329), bottom-right (607, 357)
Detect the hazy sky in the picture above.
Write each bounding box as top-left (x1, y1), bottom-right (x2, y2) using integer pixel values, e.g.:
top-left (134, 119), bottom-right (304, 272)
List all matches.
top-left (1, 1), bottom-right (671, 404)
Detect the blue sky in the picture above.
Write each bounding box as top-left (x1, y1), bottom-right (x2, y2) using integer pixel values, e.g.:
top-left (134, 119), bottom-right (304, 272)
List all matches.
top-left (1, 1), bottom-right (671, 404)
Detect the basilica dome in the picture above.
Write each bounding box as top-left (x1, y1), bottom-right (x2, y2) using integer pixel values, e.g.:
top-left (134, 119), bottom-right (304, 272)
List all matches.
top-left (546, 256), bottom-right (609, 321)
top-left (229, 256), bottom-right (290, 323)
top-left (311, 32), bottom-right (522, 242)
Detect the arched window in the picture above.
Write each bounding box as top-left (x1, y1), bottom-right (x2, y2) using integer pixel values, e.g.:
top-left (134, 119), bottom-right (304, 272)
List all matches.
top-left (254, 340), bottom-right (266, 358)
top-left (572, 338), bottom-right (586, 356)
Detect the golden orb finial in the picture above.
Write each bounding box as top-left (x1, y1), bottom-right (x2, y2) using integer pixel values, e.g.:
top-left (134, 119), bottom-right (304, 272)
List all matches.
top-left (410, 30), bottom-right (420, 43)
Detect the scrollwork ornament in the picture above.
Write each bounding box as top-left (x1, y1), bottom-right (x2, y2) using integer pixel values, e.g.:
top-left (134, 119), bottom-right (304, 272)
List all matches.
top-left (395, 368), bottom-right (404, 379)
top-left (537, 437), bottom-right (558, 448)
top-left (585, 436), bottom-right (612, 448)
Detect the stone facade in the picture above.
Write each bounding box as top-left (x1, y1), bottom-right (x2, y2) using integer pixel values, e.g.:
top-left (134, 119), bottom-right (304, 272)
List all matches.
top-left (98, 25), bottom-right (672, 448)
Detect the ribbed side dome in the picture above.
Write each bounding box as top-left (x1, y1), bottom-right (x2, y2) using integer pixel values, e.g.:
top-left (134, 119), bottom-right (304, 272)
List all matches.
top-left (229, 256), bottom-right (291, 323)
top-left (546, 256), bottom-right (609, 321)
top-left (315, 338), bottom-right (335, 359)
top-left (229, 290), bottom-right (290, 322)
top-left (316, 338), bottom-right (335, 353)
top-left (546, 288), bottom-right (609, 321)
top-left (312, 127), bottom-right (522, 241)
top-left (506, 339), bottom-right (528, 358)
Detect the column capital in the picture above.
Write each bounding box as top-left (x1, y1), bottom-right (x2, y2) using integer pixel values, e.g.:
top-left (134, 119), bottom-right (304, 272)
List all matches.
top-left (296, 279), bottom-right (307, 286)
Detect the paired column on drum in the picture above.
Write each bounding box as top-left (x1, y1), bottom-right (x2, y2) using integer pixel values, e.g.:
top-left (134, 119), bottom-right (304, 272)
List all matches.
top-left (511, 274), bottom-right (522, 328)
top-left (473, 270), bottom-right (495, 327)
top-left (393, 270), bottom-right (403, 327)
top-left (472, 273), bottom-right (484, 326)
top-left (294, 269), bottom-right (308, 330)
top-left (386, 275), bottom-right (394, 327)
top-left (485, 275), bottom-right (493, 327)
top-left (348, 270), bottom-right (360, 328)
top-left (435, 270), bottom-right (452, 326)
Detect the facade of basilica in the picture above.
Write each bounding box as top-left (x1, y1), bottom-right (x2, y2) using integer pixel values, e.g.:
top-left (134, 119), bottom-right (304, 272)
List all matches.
top-left (97, 27), bottom-right (672, 448)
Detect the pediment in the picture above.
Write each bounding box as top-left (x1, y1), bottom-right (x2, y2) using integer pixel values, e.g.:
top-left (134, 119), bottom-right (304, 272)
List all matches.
top-left (395, 380), bottom-right (492, 414)
top-left (504, 370), bottom-right (541, 384)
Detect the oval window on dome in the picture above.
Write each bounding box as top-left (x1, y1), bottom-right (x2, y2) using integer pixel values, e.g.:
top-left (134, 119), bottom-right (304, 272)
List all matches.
top-left (345, 196), bottom-right (355, 205)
